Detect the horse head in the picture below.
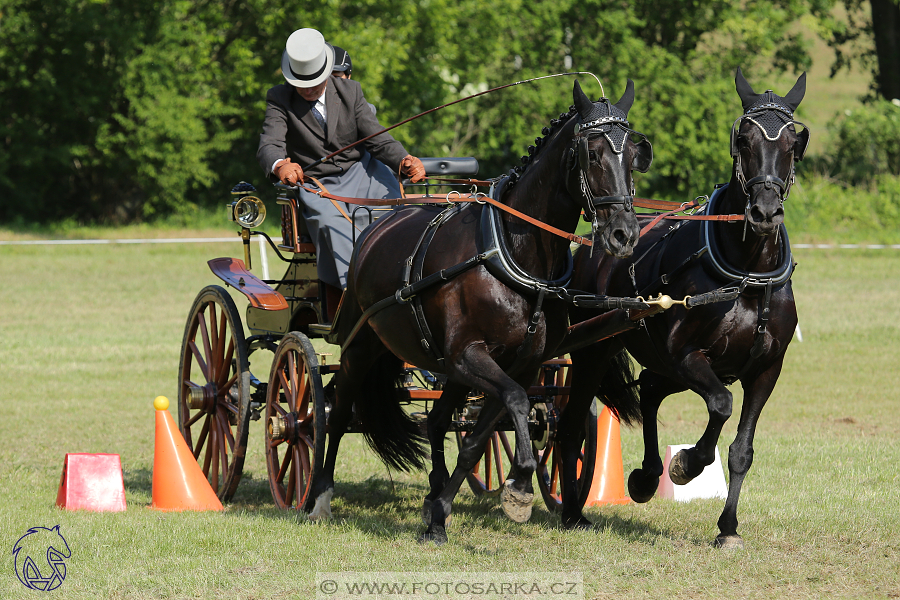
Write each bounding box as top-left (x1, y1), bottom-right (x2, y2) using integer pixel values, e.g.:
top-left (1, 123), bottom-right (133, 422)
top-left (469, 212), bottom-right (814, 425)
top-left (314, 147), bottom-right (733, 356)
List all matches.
top-left (732, 67), bottom-right (809, 236)
top-left (566, 79), bottom-right (649, 258)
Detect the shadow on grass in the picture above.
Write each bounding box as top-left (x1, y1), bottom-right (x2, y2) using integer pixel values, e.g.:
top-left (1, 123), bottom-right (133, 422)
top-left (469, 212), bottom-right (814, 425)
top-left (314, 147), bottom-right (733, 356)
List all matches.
top-left (216, 474), bottom-right (687, 546)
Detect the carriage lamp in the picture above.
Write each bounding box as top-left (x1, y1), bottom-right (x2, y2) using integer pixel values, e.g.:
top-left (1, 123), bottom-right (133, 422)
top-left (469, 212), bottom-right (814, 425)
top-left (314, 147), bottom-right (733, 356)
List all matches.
top-left (228, 182), bottom-right (267, 229)
top-left (228, 182), bottom-right (267, 270)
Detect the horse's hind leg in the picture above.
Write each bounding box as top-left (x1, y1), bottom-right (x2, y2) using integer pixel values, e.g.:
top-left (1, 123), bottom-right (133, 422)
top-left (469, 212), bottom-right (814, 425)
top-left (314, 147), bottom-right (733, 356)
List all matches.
top-left (422, 382), bottom-right (468, 526)
top-left (308, 327), bottom-right (385, 520)
top-left (628, 369), bottom-right (686, 503)
top-left (715, 357), bottom-right (784, 549)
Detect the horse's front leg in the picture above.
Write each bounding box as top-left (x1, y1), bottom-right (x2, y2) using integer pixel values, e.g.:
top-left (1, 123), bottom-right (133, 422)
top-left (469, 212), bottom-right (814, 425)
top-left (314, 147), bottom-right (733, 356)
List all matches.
top-left (666, 351), bottom-right (734, 487)
top-left (715, 356), bottom-right (785, 550)
top-left (422, 382), bottom-right (468, 526)
top-left (628, 369), bottom-right (686, 502)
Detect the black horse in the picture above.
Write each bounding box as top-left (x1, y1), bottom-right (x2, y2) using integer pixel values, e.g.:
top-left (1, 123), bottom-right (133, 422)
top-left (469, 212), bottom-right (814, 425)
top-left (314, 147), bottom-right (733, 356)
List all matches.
top-left (307, 81), bottom-right (651, 546)
top-left (561, 68), bottom-right (806, 548)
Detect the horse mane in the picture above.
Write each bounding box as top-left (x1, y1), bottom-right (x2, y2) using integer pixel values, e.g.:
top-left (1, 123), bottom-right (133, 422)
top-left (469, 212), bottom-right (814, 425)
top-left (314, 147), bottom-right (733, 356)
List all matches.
top-left (505, 104), bottom-right (578, 188)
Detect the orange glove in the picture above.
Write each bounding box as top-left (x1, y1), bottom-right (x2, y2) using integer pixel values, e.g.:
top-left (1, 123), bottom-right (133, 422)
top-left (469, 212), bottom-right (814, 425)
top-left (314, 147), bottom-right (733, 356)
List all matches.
top-left (274, 158), bottom-right (304, 185)
top-left (400, 155), bottom-right (426, 183)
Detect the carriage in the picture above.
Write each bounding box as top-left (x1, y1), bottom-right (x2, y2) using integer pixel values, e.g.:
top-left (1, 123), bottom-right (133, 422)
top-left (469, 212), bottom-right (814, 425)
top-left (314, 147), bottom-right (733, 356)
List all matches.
top-left (176, 158), bottom-right (602, 514)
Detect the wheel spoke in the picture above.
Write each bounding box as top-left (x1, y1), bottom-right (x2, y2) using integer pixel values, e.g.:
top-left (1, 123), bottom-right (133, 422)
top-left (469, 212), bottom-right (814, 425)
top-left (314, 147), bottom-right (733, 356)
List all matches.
top-left (201, 417), bottom-right (214, 474)
top-left (499, 431), bottom-right (514, 462)
top-left (210, 417), bottom-right (220, 488)
top-left (492, 434), bottom-right (505, 486)
top-left (218, 406), bottom-right (235, 451)
top-left (292, 446), bottom-right (304, 506)
top-left (194, 416), bottom-right (210, 460)
top-left (277, 445), bottom-right (292, 483)
top-left (185, 409), bottom-right (204, 429)
top-left (218, 338), bottom-right (235, 389)
top-left (198, 308), bottom-right (214, 381)
top-left (284, 450), bottom-right (296, 505)
top-left (189, 341), bottom-right (210, 382)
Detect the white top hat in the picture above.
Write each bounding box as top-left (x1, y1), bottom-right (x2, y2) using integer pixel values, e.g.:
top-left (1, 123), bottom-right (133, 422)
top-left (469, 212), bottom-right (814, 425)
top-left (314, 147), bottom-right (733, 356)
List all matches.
top-left (281, 28), bottom-right (335, 88)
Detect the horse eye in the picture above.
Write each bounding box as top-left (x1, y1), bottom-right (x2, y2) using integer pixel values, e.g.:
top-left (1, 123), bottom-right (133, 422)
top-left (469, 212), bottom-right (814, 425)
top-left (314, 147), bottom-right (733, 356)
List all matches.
top-left (588, 150), bottom-right (598, 162)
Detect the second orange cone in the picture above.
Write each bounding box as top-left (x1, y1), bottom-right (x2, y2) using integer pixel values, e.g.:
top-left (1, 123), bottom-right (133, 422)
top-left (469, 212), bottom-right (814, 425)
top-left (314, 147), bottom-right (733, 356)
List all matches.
top-left (151, 396), bottom-right (223, 512)
top-left (584, 406), bottom-right (631, 506)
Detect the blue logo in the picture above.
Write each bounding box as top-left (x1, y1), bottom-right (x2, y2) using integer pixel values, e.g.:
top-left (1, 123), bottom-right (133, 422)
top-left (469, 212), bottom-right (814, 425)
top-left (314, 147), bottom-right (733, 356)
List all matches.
top-left (12, 525), bottom-right (71, 591)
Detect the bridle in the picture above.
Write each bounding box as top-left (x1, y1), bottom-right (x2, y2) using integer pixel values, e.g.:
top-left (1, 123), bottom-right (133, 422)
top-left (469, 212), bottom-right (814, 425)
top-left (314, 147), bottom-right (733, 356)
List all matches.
top-left (729, 99), bottom-right (810, 236)
top-left (566, 106), bottom-right (652, 243)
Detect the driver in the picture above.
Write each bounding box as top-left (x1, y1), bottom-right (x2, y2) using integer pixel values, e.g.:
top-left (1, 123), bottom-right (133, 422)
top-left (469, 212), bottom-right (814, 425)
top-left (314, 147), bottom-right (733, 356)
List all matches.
top-left (256, 28), bottom-right (425, 299)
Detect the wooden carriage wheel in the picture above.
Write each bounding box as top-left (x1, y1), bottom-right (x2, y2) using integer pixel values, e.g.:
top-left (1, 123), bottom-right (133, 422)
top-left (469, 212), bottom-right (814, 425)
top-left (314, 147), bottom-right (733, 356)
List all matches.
top-left (264, 332), bottom-right (326, 511)
top-left (177, 285), bottom-right (252, 502)
top-left (456, 405), bottom-right (514, 497)
top-left (534, 361), bottom-right (598, 513)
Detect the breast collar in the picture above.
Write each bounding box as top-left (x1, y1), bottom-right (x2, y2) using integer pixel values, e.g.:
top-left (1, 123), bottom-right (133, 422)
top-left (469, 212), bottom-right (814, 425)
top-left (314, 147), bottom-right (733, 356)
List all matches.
top-left (702, 184), bottom-right (794, 287)
top-left (477, 177), bottom-right (573, 296)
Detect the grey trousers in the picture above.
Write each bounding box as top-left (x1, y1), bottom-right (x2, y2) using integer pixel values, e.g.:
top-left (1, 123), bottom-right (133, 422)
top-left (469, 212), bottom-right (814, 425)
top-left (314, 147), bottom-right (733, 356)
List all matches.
top-left (297, 152), bottom-right (400, 288)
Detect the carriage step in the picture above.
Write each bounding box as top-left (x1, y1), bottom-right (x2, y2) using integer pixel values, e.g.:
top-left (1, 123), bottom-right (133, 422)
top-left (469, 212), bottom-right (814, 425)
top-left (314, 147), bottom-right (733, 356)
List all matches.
top-left (308, 323), bottom-right (333, 337)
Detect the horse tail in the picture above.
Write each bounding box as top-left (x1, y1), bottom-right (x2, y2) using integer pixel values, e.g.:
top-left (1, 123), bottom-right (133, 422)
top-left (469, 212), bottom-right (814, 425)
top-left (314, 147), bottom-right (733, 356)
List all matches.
top-left (596, 349), bottom-right (642, 426)
top-left (355, 352), bottom-right (428, 472)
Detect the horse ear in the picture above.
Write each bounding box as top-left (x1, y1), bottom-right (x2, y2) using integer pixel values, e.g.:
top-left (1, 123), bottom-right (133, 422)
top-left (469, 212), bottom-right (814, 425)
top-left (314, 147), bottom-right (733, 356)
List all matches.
top-left (614, 78), bottom-right (635, 115)
top-left (573, 80), bottom-right (593, 119)
top-left (783, 72), bottom-right (807, 112)
top-left (735, 66), bottom-right (758, 111)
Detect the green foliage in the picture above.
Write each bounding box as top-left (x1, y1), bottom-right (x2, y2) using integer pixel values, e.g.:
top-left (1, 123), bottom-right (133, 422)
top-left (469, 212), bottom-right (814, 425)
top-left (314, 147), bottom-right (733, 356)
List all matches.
top-left (785, 171), bottom-right (900, 242)
top-left (824, 99), bottom-right (900, 184)
top-left (0, 0), bottom-right (867, 223)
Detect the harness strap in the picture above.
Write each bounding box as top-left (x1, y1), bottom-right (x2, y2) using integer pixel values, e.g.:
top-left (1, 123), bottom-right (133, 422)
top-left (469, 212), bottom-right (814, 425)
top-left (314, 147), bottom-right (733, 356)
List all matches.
top-left (341, 249), bottom-right (499, 350)
top-left (406, 206), bottom-right (465, 368)
top-left (505, 288), bottom-right (548, 377)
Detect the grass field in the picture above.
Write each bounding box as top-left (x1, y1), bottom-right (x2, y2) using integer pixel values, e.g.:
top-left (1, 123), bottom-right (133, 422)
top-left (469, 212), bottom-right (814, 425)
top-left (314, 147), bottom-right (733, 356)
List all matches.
top-left (1, 237), bottom-right (898, 600)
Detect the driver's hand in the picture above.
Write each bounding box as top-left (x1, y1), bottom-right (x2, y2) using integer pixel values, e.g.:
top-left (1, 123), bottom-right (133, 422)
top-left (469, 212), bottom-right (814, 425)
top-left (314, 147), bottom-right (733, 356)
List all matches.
top-left (274, 158), bottom-right (304, 185)
top-left (400, 155), bottom-right (426, 183)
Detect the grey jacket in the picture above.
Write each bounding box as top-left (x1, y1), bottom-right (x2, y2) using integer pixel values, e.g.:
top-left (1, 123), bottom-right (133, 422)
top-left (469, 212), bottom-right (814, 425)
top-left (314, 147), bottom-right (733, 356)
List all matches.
top-left (256, 77), bottom-right (408, 180)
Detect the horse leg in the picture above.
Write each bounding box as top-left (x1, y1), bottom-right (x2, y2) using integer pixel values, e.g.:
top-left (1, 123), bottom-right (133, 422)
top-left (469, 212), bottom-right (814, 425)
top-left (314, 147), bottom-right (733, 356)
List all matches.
top-left (715, 357), bottom-right (785, 550)
top-left (422, 382), bottom-right (468, 526)
top-left (308, 328), bottom-right (383, 520)
top-left (667, 352), bottom-right (734, 486)
top-left (558, 343), bottom-right (612, 529)
top-left (628, 369), bottom-right (686, 502)
top-left (448, 344), bottom-right (538, 523)
top-left (419, 398), bottom-right (506, 545)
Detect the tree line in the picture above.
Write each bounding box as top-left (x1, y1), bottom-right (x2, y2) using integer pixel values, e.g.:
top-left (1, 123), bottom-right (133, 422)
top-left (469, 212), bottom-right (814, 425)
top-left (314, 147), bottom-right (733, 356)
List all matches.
top-left (0, 0), bottom-right (896, 224)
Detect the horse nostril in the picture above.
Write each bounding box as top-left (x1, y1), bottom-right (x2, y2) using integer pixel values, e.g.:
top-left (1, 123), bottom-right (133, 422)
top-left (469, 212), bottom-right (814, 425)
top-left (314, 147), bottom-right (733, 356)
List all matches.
top-left (613, 228), bottom-right (628, 248)
top-left (750, 205), bottom-right (765, 222)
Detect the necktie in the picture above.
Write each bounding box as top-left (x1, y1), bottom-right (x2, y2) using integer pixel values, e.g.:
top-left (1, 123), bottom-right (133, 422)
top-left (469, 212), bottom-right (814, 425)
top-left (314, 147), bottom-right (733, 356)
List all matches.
top-left (309, 101), bottom-right (327, 137)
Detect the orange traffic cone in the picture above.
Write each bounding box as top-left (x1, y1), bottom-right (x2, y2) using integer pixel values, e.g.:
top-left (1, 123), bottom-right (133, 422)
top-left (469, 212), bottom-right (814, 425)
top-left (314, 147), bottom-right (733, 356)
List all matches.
top-left (584, 406), bottom-right (631, 506)
top-left (151, 396), bottom-right (223, 512)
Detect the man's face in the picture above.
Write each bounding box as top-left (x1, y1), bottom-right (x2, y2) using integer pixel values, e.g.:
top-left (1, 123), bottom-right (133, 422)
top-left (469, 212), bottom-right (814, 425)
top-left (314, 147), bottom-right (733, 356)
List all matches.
top-left (296, 80), bottom-right (327, 101)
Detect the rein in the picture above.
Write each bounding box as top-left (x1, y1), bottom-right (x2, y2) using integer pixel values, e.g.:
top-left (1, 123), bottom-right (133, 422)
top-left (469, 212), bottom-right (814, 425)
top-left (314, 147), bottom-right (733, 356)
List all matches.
top-left (293, 178), bottom-right (745, 248)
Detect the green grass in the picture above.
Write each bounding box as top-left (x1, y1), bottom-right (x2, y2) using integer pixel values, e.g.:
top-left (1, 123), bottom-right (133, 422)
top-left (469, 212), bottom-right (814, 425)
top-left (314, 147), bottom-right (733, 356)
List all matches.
top-left (1, 238), bottom-right (899, 599)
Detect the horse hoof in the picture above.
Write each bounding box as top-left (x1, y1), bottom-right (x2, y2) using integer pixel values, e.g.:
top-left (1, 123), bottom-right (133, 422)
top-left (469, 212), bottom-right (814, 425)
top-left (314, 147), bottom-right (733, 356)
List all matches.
top-left (714, 534), bottom-right (745, 550)
top-left (307, 489), bottom-right (333, 521)
top-left (417, 525), bottom-right (448, 546)
top-left (500, 480), bottom-right (533, 523)
top-left (421, 499), bottom-right (452, 528)
top-left (562, 515), bottom-right (593, 531)
top-left (668, 450), bottom-right (694, 485)
top-left (627, 470), bottom-right (658, 503)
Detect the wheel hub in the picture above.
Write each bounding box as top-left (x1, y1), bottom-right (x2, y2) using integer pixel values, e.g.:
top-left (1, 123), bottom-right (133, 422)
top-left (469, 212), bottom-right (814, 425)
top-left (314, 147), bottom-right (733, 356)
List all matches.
top-left (187, 383), bottom-right (217, 412)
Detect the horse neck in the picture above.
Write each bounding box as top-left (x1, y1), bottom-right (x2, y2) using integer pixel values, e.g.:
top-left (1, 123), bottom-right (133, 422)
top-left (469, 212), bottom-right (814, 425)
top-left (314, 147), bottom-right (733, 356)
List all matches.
top-left (501, 124), bottom-right (579, 279)
top-left (712, 172), bottom-right (783, 272)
